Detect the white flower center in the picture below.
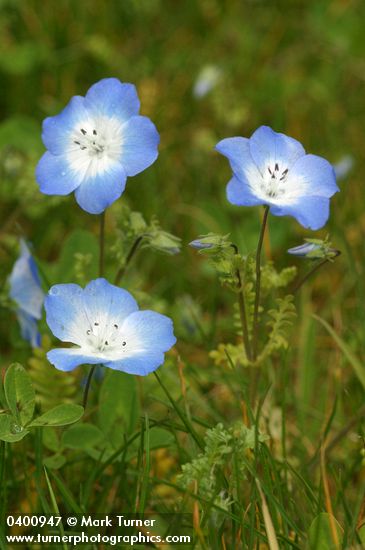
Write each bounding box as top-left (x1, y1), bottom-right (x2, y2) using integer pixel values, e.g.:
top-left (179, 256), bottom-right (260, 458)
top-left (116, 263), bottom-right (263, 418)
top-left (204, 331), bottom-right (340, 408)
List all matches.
top-left (67, 115), bottom-right (123, 179)
top-left (261, 162), bottom-right (289, 199)
top-left (84, 320), bottom-right (128, 355)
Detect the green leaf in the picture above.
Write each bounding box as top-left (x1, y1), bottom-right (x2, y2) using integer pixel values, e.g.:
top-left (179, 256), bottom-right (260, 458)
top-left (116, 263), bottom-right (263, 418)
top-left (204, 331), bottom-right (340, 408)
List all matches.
top-left (62, 423), bottom-right (104, 450)
top-left (98, 371), bottom-right (140, 446)
top-left (4, 364), bottom-right (35, 425)
top-left (28, 404), bottom-right (84, 427)
top-left (0, 414), bottom-right (29, 443)
top-left (313, 314), bottom-right (365, 390)
top-left (42, 428), bottom-right (62, 453)
top-left (43, 454), bottom-right (66, 470)
top-left (307, 512), bottom-right (343, 549)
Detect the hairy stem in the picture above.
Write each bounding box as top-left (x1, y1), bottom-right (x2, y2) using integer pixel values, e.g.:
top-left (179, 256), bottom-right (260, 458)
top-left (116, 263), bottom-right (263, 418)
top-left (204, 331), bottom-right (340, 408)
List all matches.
top-left (83, 211), bottom-right (106, 410)
top-left (114, 235), bottom-right (144, 286)
top-left (231, 244), bottom-right (252, 361)
top-left (252, 206), bottom-right (270, 361)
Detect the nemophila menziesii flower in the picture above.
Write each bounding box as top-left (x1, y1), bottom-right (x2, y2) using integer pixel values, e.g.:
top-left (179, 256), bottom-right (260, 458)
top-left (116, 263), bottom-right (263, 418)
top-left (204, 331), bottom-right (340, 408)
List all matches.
top-left (45, 278), bottom-right (176, 375)
top-left (36, 78), bottom-right (159, 214)
top-left (287, 242), bottom-right (322, 258)
top-left (9, 240), bottom-right (45, 347)
top-left (216, 126), bottom-right (339, 230)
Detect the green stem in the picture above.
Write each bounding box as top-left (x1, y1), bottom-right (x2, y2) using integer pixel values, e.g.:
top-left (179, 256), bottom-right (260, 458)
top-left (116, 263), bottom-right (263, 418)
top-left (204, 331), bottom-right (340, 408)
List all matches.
top-left (82, 365), bottom-right (97, 409)
top-left (293, 251), bottom-right (341, 294)
top-left (252, 206), bottom-right (269, 361)
top-left (83, 211), bottom-right (106, 410)
top-left (231, 244), bottom-right (252, 361)
top-left (99, 211), bottom-right (106, 278)
top-left (0, 441), bottom-right (6, 525)
top-left (114, 235), bottom-right (144, 286)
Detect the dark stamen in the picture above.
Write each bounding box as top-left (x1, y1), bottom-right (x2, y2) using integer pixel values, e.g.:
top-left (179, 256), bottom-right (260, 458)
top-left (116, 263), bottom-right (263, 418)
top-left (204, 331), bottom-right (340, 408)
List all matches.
top-left (74, 140), bottom-right (80, 145)
top-left (86, 329), bottom-right (91, 335)
top-left (105, 341), bottom-right (109, 346)
top-left (114, 324), bottom-right (118, 329)
top-left (80, 146), bottom-right (87, 150)
top-left (93, 129), bottom-right (97, 135)
top-left (122, 341), bottom-right (126, 346)
top-left (81, 128), bottom-right (87, 135)
top-left (275, 163), bottom-right (279, 171)
top-left (94, 322), bottom-right (99, 326)
top-left (268, 167), bottom-right (273, 176)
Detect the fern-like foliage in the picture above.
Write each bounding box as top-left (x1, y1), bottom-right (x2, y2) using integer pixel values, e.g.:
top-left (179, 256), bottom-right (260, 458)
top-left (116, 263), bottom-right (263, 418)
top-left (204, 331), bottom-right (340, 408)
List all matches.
top-left (27, 336), bottom-right (81, 409)
top-left (257, 295), bottom-right (296, 364)
top-left (177, 422), bottom-right (268, 511)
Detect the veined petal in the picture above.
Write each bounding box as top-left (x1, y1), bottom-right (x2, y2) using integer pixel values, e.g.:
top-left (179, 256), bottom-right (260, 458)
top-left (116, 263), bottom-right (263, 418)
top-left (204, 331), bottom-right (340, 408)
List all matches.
top-left (45, 284), bottom-right (88, 345)
top-left (249, 126), bottom-right (306, 174)
top-left (288, 154), bottom-right (339, 198)
top-left (82, 278), bottom-right (139, 328)
top-left (84, 78), bottom-right (140, 121)
top-left (74, 162), bottom-right (126, 214)
top-left (42, 96), bottom-right (90, 155)
top-left (119, 116), bottom-right (159, 177)
top-left (47, 348), bottom-right (103, 372)
top-left (36, 152), bottom-right (82, 196)
top-left (271, 196), bottom-right (330, 230)
top-left (226, 175), bottom-right (264, 206)
top-left (105, 350), bottom-right (166, 376)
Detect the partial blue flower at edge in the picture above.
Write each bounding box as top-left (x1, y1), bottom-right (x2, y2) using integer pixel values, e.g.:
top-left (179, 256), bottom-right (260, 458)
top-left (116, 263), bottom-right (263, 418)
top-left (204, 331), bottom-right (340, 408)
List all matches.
top-left (44, 278), bottom-right (176, 376)
top-left (36, 78), bottom-right (160, 215)
top-left (9, 239), bottom-right (45, 347)
top-left (216, 126), bottom-right (339, 230)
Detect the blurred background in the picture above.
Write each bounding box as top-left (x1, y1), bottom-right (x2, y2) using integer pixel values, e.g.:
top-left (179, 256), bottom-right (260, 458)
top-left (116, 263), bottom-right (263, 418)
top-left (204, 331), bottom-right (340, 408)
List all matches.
top-left (0, 0), bottom-right (364, 436)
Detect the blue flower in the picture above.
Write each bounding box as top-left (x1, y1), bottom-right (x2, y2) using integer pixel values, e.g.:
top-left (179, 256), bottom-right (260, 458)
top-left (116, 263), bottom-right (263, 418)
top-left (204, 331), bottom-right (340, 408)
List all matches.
top-left (36, 78), bottom-right (160, 215)
top-left (9, 240), bottom-right (45, 347)
top-left (216, 126), bottom-right (339, 230)
top-left (44, 278), bottom-right (176, 375)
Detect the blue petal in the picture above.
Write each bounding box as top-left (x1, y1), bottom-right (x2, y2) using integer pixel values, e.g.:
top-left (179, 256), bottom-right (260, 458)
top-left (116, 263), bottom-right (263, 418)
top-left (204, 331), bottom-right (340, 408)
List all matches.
top-left (9, 240), bottom-right (44, 319)
top-left (104, 310), bottom-right (176, 375)
top-left (271, 196), bottom-right (330, 230)
top-left (84, 78), bottom-right (140, 121)
top-left (74, 162), bottom-right (126, 214)
top-left (122, 310), bottom-right (176, 352)
top-left (47, 348), bottom-right (103, 372)
top-left (119, 116), bottom-right (159, 177)
top-left (216, 137), bottom-right (257, 181)
top-left (226, 176), bottom-right (263, 206)
top-left (17, 310), bottom-right (41, 348)
top-left (36, 151), bottom-right (82, 195)
top-left (105, 351), bottom-right (166, 376)
top-left (45, 284), bottom-right (87, 344)
top-left (41, 96), bottom-right (89, 155)
top-left (249, 126), bottom-right (306, 174)
top-left (289, 154), bottom-right (339, 198)
top-left (82, 278), bottom-right (138, 326)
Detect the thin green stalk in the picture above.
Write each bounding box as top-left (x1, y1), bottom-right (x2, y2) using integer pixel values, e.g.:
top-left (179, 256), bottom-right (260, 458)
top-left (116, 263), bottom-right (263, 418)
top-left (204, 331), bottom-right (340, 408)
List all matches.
top-left (231, 244), bottom-right (252, 361)
top-left (82, 365), bottom-right (97, 409)
top-left (0, 441), bottom-right (6, 526)
top-left (114, 235), bottom-right (144, 285)
top-left (83, 211), bottom-right (106, 410)
top-left (293, 251), bottom-right (341, 294)
top-left (252, 205), bottom-right (270, 361)
top-left (99, 211), bottom-right (106, 278)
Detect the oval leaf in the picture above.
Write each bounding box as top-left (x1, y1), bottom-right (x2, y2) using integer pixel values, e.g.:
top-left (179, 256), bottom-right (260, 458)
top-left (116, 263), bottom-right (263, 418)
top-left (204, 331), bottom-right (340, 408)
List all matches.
top-left (28, 404), bottom-right (84, 427)
top-left (4, 363), bottom-right (35, 425)
top-left (307, 512), bottom-right (343, 550)
top-left (62, 423), bottom-right (104, 450)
